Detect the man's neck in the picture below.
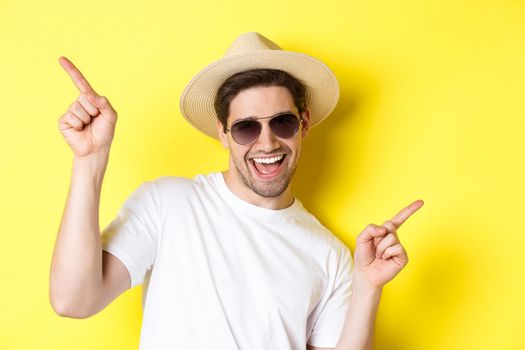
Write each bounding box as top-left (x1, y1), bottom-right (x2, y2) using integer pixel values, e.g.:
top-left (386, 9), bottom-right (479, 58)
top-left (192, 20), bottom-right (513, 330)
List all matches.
top-left (221, 170), bottom-right (295, 210)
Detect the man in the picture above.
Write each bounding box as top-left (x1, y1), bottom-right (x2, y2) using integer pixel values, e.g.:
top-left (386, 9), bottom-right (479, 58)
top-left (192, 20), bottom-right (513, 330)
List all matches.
top-left (50, 32), bottom-right (423, 350)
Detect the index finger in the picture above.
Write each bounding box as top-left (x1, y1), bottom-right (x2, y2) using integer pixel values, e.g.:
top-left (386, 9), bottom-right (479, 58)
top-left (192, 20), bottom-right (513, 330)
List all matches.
top-left (390, 199), bottom-right (424, 229)
top-left (58, 56), bottom-right (96, 94)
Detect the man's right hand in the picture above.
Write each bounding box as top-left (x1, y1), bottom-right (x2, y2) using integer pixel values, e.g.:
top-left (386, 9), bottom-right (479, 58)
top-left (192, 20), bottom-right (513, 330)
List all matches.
top-left (58, 56), bottom-right (117, 158)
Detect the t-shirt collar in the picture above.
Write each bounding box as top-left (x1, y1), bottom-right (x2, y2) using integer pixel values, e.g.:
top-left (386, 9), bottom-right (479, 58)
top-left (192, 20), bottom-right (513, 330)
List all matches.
top-left (213, 171), bottom-right (302, 218)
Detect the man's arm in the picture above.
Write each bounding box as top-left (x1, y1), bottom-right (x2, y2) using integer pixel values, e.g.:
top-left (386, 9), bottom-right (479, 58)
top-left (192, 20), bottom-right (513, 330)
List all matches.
top-left (49, 57), bottom-right (127, 318)
top-left (310, 201), bottom-right (423, 350)
top-left (307, 282), bottom-right (381, 350)
top-left (335, 283), bottom-right (381, 350)
top-left (49, 151), bottom-right (130, 318)
top-left (49, 151), bottom-right (107, 317)
top-left (308, 200), bottom-right (424, 350)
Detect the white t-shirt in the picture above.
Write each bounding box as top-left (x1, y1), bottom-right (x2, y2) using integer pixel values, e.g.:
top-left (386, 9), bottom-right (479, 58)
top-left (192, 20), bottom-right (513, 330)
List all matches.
top-left (101, 172), bottom-right (353, 349)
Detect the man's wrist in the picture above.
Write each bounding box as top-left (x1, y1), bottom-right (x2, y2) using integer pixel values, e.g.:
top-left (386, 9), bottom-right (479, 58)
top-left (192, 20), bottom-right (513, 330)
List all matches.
top-left (72, 149), bottom-right (111, 186)
top-left (73, 148), bottom-right (110, 162)
top-left (352, 279), bottom-right (383, 298)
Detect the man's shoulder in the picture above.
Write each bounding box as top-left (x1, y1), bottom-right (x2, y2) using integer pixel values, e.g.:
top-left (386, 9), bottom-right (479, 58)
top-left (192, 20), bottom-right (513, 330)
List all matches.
top-left (293, 205), bottom-right (351, 257)
top-left (147, 172), bottom-right (219, 197)
top-left (309, 219), bottom-right (352, 267)
top-left (151, 174), bottom-right (196, 189)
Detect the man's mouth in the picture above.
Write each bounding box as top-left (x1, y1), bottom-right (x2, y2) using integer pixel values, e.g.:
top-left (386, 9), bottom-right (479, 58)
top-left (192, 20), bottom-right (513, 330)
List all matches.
top-left (248, 154), bottom-right (287, 180)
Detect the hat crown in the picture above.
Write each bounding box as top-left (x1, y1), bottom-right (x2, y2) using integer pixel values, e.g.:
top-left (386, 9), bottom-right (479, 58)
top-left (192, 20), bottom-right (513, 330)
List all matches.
top-left (180, 31), bottom-right (339, 140)
top-left (224, 32), bottom-right (282, 57)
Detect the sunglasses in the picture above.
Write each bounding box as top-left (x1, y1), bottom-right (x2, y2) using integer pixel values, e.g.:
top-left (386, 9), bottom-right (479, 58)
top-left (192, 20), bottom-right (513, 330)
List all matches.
top-left (225, 113), bottom-right (303, 145)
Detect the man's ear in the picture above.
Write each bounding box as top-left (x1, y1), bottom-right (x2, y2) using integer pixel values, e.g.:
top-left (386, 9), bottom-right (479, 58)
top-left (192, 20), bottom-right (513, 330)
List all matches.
top-left (300, 109), bottom-right (311, 138)
top-left (217, 119), bottom-right (230, 149)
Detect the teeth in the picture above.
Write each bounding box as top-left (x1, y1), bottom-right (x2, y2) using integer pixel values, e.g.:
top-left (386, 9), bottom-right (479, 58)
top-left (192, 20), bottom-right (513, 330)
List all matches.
top-left (252, 155), bottom-right (284, 164)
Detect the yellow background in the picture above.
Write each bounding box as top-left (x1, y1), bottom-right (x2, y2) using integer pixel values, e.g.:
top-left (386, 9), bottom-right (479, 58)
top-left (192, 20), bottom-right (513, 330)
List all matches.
top-left (1, 0), bottom-right (524, 349)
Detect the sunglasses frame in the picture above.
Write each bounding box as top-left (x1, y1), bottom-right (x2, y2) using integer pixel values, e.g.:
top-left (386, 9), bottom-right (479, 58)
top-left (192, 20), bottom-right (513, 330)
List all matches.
top-left (225, 112), bottom-right (304, 145)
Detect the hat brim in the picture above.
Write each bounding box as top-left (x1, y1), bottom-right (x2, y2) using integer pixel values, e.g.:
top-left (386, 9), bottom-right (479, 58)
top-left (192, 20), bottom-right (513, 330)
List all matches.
top-left (179, 50), bottom-right (340, 139)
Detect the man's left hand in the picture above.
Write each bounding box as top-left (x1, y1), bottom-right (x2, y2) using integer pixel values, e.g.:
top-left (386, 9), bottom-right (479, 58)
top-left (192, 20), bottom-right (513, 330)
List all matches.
top-left (352, 199), bottom-right (424, 290)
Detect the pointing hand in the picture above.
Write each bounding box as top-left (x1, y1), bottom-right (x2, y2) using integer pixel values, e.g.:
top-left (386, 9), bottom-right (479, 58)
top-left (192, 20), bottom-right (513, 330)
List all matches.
top-left (57, 56), bottom-right (117, 157)
top-left (352, 200), bottom-right (424, 290)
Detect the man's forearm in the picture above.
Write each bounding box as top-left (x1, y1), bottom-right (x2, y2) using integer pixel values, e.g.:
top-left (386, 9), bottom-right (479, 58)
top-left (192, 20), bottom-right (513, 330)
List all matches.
top-left (335, 282), bottom-right (382, 350)
top-left (49, 150), bottom-right (109, 317)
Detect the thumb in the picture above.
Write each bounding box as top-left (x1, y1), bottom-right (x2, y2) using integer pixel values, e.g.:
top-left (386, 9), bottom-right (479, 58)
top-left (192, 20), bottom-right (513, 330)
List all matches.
top-left (87, 93), bottom-right (116, 117)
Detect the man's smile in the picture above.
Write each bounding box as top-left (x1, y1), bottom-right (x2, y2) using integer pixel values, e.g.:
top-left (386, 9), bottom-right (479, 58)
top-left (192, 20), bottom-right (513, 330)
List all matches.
top-left (251, 154), bottom-right (285, 164)
top-left (247, 154), bottom-right (287, 180)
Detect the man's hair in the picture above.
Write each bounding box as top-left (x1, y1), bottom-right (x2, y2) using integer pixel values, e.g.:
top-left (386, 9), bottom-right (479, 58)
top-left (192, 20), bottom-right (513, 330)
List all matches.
top-left (214, 68), bottom-right (308, 132)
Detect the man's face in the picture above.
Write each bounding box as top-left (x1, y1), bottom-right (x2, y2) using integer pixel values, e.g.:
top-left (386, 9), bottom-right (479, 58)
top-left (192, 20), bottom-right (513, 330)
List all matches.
top-left (218, 85), bottom-right (310, 198)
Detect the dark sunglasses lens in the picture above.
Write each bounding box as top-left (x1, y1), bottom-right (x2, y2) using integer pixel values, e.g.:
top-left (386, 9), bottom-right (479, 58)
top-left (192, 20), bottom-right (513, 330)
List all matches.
top-left (270, 114), bottom-right (300, 139)
top-left (231, 120), bottom-right (261, 145)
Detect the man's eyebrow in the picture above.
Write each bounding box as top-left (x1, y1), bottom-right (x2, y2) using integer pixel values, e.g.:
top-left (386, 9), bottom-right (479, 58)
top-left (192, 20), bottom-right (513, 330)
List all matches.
top-left (236, 110), bottom-right (295, 122)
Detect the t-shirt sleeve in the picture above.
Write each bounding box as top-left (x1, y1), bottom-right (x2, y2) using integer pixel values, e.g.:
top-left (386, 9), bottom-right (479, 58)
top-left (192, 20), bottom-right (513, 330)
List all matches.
top-left (307, 244), bottom-right (353, 348)
top-left (101, 180), bottom-right (161, 289)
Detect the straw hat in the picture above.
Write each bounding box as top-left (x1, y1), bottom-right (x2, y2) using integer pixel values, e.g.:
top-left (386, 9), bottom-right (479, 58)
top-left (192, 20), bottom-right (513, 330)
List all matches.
top-left (179, 32), bottom-right (340, 139)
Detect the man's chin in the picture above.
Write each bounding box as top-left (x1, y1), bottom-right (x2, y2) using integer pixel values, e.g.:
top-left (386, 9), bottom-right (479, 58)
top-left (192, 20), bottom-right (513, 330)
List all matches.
top-left (250, 184), bottom-right (287, 198)
top-left (233, 160), bottom-right (294, 198)
top-left (247, 173), bottom-right (290, 198)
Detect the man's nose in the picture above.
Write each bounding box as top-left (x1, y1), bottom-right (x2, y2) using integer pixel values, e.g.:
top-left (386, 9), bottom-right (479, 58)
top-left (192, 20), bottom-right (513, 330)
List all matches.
top-left (254, 122), bottom-right (280, 152)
